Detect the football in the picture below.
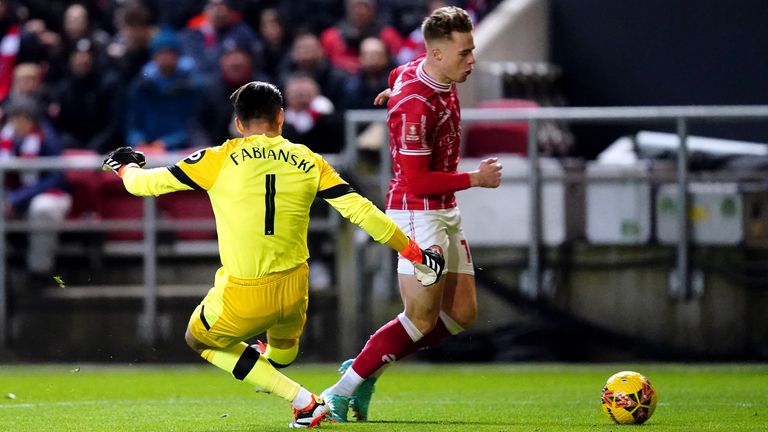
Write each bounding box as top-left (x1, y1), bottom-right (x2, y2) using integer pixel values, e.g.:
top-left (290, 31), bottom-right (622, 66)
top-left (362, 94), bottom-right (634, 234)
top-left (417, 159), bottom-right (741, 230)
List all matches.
top-left (600, 370), bottom-right (657, 424)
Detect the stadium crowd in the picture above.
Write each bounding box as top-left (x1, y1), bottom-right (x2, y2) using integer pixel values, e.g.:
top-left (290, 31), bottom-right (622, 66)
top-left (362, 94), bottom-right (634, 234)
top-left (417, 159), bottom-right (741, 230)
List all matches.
top-left (0, 0), bottom-right (500, 284)
top-left (0, 0), bottom-right (500, 155)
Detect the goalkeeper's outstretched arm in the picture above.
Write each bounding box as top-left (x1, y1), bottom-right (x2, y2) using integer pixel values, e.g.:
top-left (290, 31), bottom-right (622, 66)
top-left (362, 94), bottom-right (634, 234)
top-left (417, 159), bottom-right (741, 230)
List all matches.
top-left (320, 185), bottom-right (444, 286)
top-left (103, 146), bottom-right (193, 196)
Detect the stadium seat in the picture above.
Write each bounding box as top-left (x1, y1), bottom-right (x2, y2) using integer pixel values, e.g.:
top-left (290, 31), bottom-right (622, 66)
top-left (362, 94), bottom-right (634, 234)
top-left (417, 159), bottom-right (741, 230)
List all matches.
top-left (99, 172), bottom-right (144, 241)
top-left (464, 99), bottom-right (539, 157)
top-left (158, 190), bottom-right (216, 240)
top-left (62, 149), bottom-right (102, 219)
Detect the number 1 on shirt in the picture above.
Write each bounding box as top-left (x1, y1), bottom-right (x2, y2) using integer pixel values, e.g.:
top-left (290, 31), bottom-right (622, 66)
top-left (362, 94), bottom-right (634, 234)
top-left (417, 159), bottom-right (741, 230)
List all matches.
top-left (265, 174), bottom-right (276, 235)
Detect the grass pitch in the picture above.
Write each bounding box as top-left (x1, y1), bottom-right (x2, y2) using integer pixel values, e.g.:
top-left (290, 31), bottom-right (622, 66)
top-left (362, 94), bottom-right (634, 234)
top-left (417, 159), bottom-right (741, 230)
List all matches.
top-left (1, 363), bottom-right (766, 431)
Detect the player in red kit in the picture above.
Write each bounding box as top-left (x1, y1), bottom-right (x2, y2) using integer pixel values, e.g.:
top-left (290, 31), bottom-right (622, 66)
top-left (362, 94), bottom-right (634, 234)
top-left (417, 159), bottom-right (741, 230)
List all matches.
top-left (322, 6), bottom-right (502, 422)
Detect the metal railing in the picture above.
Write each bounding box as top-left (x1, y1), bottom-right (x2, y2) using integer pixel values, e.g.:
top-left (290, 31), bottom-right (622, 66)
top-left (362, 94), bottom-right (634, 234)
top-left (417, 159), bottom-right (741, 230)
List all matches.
top-left (2, 106), bottom-right (768, 352)
top-left (0, 153), bottom-right (342, 348)
top-left (342, 105), bottom-right (768, 352)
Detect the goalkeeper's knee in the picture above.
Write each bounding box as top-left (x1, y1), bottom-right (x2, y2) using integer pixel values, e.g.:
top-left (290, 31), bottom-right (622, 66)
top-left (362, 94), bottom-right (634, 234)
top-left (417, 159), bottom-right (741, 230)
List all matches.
top-left (263, 339), bottom-right (299, 368)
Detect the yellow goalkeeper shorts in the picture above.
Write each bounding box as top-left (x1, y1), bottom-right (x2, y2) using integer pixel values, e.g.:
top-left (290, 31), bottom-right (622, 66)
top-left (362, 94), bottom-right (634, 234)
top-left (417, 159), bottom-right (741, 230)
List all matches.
top-left (187, 262), bottom-right (309, 349)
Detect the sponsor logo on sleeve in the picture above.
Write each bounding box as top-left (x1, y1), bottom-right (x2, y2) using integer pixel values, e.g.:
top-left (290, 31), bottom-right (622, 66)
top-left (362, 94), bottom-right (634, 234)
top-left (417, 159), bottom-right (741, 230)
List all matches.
top-left (405, 122), bottom-right (421, 143)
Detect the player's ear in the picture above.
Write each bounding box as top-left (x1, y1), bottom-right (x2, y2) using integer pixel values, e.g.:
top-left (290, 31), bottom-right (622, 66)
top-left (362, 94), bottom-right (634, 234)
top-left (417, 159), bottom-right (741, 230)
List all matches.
top-left (276, 108), bottom-right (285, 130)
top-left (235, 117), bottom-right (245, 135)
top-left (430, 46), bottom-right (442, 61)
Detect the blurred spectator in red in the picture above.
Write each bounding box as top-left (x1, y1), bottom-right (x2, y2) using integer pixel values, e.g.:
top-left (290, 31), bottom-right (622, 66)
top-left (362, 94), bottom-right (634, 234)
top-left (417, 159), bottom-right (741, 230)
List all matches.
top-left (343, 36), bottom-right (392, 109)
top-left (125, 28), bottom-right (205, 153)
top-left (0, 0), bottom-right (21, 102)
top-left (396, 0), bottom-right (448, 64)
top-left (0, 95), bottom-right (70, 280)
top-left (320, 0), bottom-right (402, 74)
top-left (106, 2), bottom-right (157, 81)
top-left (277, 31), bottom-right (348, 108)
top-left (50, 38), bottom-right (124, 153)
top-left (180, 0), bottom-right (263, 81)
top-left (199, 41), bottom-right (265, 146)
top-left (282, 73), bottom-right (343, 154)
top-left (257, 7), bottom-right (292, 82)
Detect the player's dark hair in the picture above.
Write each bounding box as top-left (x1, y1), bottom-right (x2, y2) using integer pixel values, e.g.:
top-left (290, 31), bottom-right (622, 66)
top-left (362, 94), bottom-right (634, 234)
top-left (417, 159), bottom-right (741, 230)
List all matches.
top-left (421, 6), bottom-right (472, 43)
top-left (229, 81), bottom-right (283, 127)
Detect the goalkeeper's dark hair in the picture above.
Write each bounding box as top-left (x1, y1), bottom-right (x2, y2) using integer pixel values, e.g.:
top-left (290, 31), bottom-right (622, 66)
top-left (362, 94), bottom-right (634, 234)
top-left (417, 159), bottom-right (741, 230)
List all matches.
top-left (229, 81), bottom-right (283, 127)
top-left (422, 6), bottom-right (473, 43)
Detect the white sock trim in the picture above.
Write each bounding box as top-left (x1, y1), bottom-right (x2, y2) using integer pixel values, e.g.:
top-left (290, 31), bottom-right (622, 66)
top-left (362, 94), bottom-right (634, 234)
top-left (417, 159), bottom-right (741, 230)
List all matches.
top-left (292, 387), bottom-right (313, 409)
top-left (329, 365), bottom-right (364, 397)
top-left (439, 311), bottom-right (465, 335)
top-left (397, 313), bottom-right (424, 342)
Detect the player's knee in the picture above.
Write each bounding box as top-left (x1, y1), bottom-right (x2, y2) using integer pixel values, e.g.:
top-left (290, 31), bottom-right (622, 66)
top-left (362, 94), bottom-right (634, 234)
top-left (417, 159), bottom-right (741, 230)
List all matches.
top-left (409, 314), bottom-right (440, 336)
top-left (264, 338), bottom-right (299, 368)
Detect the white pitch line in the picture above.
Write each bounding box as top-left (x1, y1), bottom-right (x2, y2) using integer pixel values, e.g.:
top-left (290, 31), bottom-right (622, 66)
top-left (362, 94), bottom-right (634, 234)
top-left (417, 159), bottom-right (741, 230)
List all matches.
top-left (0, 398), bottom-right (227, 409)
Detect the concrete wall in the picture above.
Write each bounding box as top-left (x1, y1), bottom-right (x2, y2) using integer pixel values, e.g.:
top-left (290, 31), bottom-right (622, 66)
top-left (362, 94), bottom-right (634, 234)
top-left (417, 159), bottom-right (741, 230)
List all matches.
top-left (459, 0), bottom-right (550, 107)
top-left (554, 246), bottom-right (768, 358)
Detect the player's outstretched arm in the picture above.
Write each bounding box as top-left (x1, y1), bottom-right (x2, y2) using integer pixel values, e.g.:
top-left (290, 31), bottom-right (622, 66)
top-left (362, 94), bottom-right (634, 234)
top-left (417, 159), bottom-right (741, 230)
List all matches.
top-left (468, 157), bottom-right (503, 188)
top-left (318, 181), bottom-right (445, 286)
top-left (102, 146), bottom-right (194, 196)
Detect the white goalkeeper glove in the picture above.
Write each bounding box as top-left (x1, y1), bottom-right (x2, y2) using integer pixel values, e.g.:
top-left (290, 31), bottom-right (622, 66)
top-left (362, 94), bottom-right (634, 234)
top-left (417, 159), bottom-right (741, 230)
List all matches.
top-left (400, 239), bottom-right (445, 287)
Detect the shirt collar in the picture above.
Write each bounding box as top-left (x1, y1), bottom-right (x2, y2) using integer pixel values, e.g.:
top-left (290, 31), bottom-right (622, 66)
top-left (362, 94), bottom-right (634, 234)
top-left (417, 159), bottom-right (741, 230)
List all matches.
top-left (417, 59), bottom-right (452, 93)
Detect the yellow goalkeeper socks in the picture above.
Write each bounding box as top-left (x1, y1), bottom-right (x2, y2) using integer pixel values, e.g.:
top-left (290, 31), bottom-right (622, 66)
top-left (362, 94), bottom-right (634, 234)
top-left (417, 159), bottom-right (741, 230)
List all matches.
top-left (201, 342), bottom-right (301, 403)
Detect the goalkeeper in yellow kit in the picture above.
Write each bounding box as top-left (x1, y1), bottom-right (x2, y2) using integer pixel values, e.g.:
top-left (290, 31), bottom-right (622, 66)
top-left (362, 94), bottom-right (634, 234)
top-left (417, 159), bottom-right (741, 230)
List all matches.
top-left (102, 81), bottom-right (444, 428)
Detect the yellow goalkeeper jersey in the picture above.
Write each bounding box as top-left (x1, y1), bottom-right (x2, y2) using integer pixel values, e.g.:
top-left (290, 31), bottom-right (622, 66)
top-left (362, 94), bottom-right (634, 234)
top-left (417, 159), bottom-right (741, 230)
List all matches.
top-left (121, 133), bottom-right (406, 278)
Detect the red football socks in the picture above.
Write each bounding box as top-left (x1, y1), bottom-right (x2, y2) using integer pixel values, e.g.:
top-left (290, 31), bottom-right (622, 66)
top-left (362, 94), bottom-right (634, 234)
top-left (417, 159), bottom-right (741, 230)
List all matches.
top-left (350, 316), bottom-right (453, 379)
top-left (350, 317), bottom-right (415, 378)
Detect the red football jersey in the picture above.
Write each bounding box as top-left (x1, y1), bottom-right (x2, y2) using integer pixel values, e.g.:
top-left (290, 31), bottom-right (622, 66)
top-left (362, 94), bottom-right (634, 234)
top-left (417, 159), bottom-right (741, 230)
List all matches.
top-left (385, 57), bottom-right (471, 211)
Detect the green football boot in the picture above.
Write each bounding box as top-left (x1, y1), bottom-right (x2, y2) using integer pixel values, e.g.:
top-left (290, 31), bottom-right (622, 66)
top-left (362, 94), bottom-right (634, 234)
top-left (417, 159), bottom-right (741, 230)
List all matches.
top-left (339, 359), bottom-right (378, 421)
top-left (319, 388), bottom-right (349, 423)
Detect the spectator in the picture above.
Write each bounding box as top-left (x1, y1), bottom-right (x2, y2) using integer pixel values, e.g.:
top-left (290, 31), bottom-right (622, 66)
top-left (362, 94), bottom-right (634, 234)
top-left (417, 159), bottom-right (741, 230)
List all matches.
top-left (22, 4), bottom-right (111, 85)
top-left (257, 8), bottom-right (291, 82)
top-left (4, 63), bottom-right (55, 128)
top-left (199, 41), bottom-right (265, 146)
top-left (180, 0), bottom-right (263, 81)
top-left (50, 38), bottom-right (124, 153)
top-left (106, 2), bottom-right (156, 82)
top-left (0, 0), bottom-right (21, 102)
top-left (396, 0), bottom-right (449, 64)
top-left (320, 0), bottom-right (402, 74)
top-left (125, 27), bottom-right (205, 153)
top-left (277, 31), bottom-right (348, 107)
top-left (17, 17), bottom-right (63, 69)
top-left (7, 62), bottom-right (45, 101)
top-left (61, 4), bottom-right (111, 58)
top-left (149, 0), bottom-right (205, 30)
top-left (0, 96), bottom-right (70, 281)
top-left (282, 73), bottom-right (343, 154)
top-left (343, 36), bottom-right (392, 109)
top-left (272, 0), bottom-right (344, 35)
